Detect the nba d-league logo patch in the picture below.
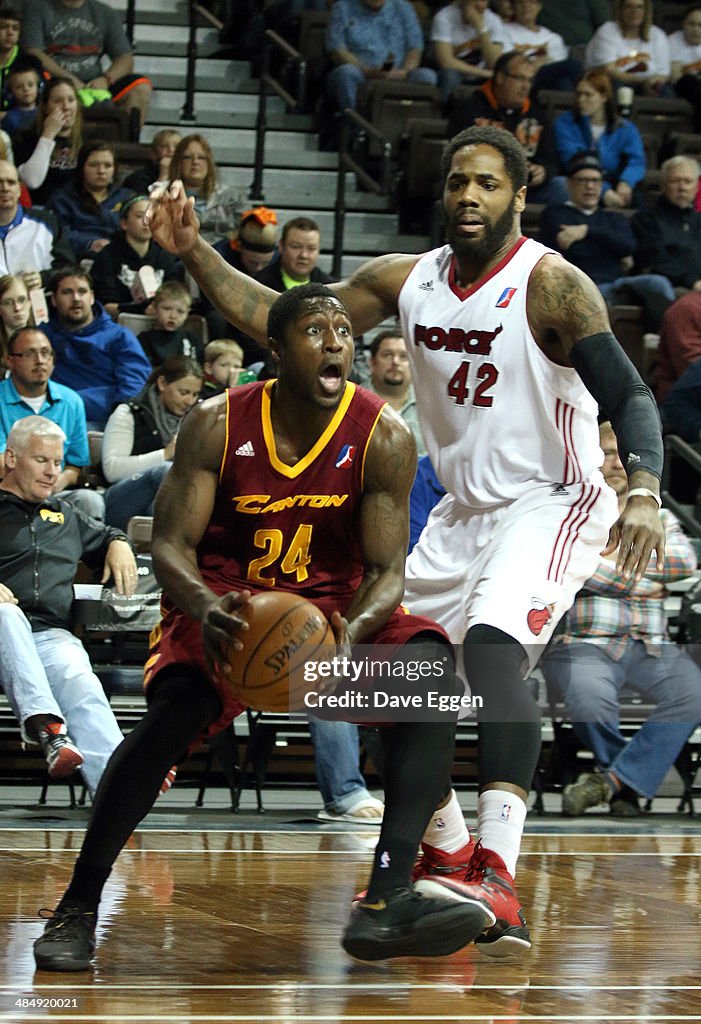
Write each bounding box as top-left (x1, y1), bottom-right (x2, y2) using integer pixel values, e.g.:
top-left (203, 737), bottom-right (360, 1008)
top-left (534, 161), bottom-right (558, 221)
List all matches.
top-left (336, 444), bottom-right (356, 469)
top-left (500, 803), bottom-right (511, 822)
top-left (495, 286), bottom-right (517, 308)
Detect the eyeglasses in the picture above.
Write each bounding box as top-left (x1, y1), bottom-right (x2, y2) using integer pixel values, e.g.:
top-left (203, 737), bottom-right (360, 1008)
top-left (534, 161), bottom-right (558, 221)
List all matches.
top-left (571, 176), bottom-right (603, 185)
top-left (504, 72), bottom-right (535, 85)
top-left (9, 347), bottom-right (54, 361)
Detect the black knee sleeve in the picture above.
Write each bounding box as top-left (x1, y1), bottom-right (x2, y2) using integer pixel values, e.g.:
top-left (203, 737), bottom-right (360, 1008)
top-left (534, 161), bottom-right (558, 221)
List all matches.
top-left (464, 624), bottom-right (542, 792)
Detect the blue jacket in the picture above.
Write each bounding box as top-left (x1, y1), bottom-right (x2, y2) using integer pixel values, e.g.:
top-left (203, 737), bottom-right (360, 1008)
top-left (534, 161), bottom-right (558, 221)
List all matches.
top-left (44, 302), bottom-right (151, 425)
top-left (552, 111), bottom-right (646, 192)
top-left (46, 182), bottom-right (134, 258)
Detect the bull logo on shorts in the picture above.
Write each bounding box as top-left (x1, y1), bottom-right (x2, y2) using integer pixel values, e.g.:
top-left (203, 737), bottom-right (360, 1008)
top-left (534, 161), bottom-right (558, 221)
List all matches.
top-left (527, 598), bottom-right (554, 636)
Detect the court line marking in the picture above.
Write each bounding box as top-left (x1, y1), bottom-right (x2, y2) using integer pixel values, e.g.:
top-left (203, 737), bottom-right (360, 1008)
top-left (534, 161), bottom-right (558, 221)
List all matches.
top-left (2, 1014), bottom-right (700, 1022)
top-left (4, 983), bottom-right (701, 991)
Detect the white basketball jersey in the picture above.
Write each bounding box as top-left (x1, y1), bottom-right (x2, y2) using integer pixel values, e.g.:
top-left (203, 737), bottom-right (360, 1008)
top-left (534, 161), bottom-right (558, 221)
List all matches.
top-left (398, 237), bottom-right (603, 509)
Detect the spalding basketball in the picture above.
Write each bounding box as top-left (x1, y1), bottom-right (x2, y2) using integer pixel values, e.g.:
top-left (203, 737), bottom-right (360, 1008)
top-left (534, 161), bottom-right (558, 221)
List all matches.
top-left (222, 591), bottom-right (336, 712)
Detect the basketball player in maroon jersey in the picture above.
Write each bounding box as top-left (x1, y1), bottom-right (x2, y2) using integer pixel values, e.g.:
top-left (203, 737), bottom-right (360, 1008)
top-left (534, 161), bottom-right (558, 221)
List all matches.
top-left (130, 124), bottom-right (665, 959)
top-left (33, 284), bottom-right (494, 971)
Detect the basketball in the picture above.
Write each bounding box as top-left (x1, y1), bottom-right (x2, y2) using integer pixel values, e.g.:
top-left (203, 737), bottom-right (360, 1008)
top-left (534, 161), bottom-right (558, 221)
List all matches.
top-left (221, 591), bottom-right (336, 712)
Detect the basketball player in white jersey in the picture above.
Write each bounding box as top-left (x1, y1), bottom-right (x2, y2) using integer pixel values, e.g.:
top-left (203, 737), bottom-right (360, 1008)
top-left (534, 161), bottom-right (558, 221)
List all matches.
top-left (144, 125), bottom-right (665, 958)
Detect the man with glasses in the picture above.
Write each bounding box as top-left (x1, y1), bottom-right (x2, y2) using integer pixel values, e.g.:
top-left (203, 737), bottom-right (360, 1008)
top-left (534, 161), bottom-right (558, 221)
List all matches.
top-left (447, 49), bottom-right (559, 203)
top-left (540, 151), bottom-right (676, 330)
top-left (0, 160), bottom-right (73, 286)
top-left (0, 326), bottom-right (104, 519)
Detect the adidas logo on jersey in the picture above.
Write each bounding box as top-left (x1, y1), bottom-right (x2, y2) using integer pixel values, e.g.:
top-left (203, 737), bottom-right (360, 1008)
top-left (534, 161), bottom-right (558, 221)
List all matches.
top-left (418, 280), bottom-right (434, 291)
top-left (551, 484), bottom-right (568, 496)
top-left (235, 441), bottom-right (255, 457)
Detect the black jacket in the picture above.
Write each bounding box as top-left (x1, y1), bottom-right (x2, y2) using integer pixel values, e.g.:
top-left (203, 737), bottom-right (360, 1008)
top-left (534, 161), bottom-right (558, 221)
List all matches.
top-left (632, 197), bottom-right (701, 289)
top-left (0, 491), bottom-right (128, 631)
top-left (90, 232), bottom-right (182, 310)
top-left (539, 203), bottom-right (634, 283)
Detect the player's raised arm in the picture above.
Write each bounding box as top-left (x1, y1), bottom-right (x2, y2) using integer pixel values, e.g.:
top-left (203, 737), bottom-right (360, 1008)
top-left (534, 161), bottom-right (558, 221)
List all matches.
top-left (340, 406), bottom-right (417, 644)
top-left (528, 254), bottom-right (666, 580)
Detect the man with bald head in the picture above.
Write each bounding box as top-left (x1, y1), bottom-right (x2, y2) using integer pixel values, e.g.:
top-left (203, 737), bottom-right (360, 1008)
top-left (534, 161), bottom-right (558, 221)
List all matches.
top-left (0, 159), bottom-right (73, 288)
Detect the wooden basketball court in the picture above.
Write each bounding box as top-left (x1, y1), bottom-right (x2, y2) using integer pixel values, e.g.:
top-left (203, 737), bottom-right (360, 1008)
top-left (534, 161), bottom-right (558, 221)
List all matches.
top-left (1, 817), bottom-right (700, 1022)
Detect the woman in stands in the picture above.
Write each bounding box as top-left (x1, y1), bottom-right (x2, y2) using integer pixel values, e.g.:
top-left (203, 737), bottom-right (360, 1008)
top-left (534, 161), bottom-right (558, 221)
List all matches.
top-left (101, 354), bottom-right (203, 531)
top-left (553, 69), bottom-right (647, 208)
top-left (585, 0), bottom-right (672, 97)
top-left (167, 133), bottom-right (244, 243)
top-left (46, 139), bottom-right (133, 260)
top-left (0, 274), bottom-right (33, 371)
top-left (14, 78), bottom-right (84, 206)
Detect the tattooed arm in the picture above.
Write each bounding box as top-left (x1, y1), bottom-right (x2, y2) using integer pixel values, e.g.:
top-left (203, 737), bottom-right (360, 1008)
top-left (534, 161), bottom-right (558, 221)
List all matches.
top-left (151, 395), bottom-right (253, 668)
top-left (339, 406), bottom-right (418, 645)
top-left (528, 253), bottom-right (665, 581)
top-left (146, 181), bottom-right (419, 341)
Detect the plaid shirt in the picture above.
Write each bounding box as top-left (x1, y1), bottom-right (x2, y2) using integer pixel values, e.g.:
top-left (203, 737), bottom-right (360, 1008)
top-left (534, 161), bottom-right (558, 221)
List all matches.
top-left (553, 509), bottom-right (697, 659)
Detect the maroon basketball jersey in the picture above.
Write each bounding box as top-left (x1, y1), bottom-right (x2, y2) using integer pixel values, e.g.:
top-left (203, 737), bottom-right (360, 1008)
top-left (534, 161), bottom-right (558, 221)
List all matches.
top-left (196, 380), bottom-right (387, 620)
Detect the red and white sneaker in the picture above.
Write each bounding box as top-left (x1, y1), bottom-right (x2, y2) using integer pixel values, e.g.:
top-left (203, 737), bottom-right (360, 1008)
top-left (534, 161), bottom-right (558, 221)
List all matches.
top-left (415, 840), bottom-right (531, 958)
top-left (37, 722), bottom-right (83, 779)
top-left (353, 837), bottom-right (475, 904)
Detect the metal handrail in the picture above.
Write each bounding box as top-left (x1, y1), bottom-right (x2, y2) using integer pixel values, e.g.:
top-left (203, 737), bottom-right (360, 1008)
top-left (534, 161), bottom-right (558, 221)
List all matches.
top-left (181, 1), bottom-right (199, 122)
top-left (331, 109), bottom-right (392, 278)
top-left (125, 0), bottom-right (136, 46)
top-left (662, 434), bottom-right (701, 538)
top-left (250, 30), bottom-right (306, 201)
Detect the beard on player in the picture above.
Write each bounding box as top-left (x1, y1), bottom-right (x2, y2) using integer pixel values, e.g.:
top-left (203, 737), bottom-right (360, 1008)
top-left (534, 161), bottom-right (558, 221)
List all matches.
top-left (444, 195), bottom-right (517, 264)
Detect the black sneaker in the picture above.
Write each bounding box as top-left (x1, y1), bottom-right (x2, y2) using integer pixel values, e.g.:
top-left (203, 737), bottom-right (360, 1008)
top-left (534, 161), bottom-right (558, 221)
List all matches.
top-left (33, 906), bottom-right (96, 971)
top-left (342, 886), bottom-right (495, 961)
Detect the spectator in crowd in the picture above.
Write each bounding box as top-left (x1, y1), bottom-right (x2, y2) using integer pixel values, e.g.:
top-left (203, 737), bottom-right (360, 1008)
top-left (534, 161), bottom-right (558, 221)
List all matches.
top-left (409, 453), bottom-right (445, 553)
top-left (632, 155), bottom-right (701, 294)
top-left (662, 354), bottom-right (701, 442)
top-left (90, 194), bottom-right (182, 320)
top-left (122, 129), bottom-right (182, 194)
top-left (446, 49), bottom-right (559, 203)
top-left (44, 265), bottom-right (151, 429)
top-left (46, 140), bottom-right (133, 260)
top-left (0, 273), bottom-right (32, 369)
top-left (541, 421), bottom-right (701, 817)
top-left (21, 0), bottom-right (152, 130)
top-left (501, 0), bottom-right (582, 93)
top-left (14, 78), bottom-right (83, 206)
top-left (0, 5), bottom-right (44, 112)
top-left (0, 324), bottom-right (104, 519)
top-left (552, 69), bottom-right (646, 209)
top-left (585, 0), bottom-right (672, 97)
top-left (167, 134), bottom-right (243, 244)
top-left (257, 215), bottom-right (333, 291)
top-left (538, 0), bottom-right (609, 49)
top-left (101, 355), bottom-right (203, 531)
top-left (311, 717), bottom-right (384, 824)
top-left (669, 5), bottom-right (701, 132)
top-left (136, 280), bottom-right (202, 366)
top-left (430, 0), bottom-right (507, 103)
top-left (200, 338), bottom-right (256, 399)
top-left (653, 292), bottom-right (701, 403)
top-left (367, 329), bottom-right (426, 455)
top-left (325, 0), bottom-right (438, 117)
top-left (2, 63), bottom-right (41, 137)
top-left (540, 153), bottom-right (675, 331)
top-left (0, 159), bottom-right (74, 286)
top-left (213, 205), bottom-right (278, 277)
top-left (0, 415), bottom-right (133, 795)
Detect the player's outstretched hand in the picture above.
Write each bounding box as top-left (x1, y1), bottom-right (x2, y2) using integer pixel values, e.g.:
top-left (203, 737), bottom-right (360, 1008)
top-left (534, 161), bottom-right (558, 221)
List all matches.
top-left (602, 496), bottom-right (665, 582)
top-left (202, 589), bottom-right (252, 678)
top-left (145, 179), bottom-right (201, 256)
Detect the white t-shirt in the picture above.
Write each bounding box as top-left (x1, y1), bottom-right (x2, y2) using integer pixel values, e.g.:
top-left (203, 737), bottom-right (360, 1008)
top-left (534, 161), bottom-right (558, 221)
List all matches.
top-left (585, 21), bottom-right (671, 78)
top-left (668, 29), bottom-right (701, 75)
top-left (430, 3), bottom-right (507, 67)
top-left (501, 22), bottom-right (568, 64)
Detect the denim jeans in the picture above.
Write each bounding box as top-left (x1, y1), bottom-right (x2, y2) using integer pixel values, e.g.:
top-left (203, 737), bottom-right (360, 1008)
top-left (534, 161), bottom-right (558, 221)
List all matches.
top-left (326, 64), bottom-right (438, 113)
top-left (105, 462), bottom-right (171, 531)
top-left (541, 639), bottom-right (701, 799)
top-left (0, 604), bottom-right (123, 796)
top-left (308, 717), bottom-right (373, 813)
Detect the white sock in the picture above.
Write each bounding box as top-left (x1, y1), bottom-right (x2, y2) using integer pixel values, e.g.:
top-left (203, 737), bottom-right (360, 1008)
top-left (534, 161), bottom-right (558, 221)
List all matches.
top-left (422, 789), bottom-right (470, 853)
top-left (477, 790), bottom-right (527, 877)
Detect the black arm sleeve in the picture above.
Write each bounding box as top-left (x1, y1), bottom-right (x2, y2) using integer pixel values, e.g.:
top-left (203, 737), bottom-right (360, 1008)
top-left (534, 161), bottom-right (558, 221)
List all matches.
top-left (569, 332), bottom-right (664, 480)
